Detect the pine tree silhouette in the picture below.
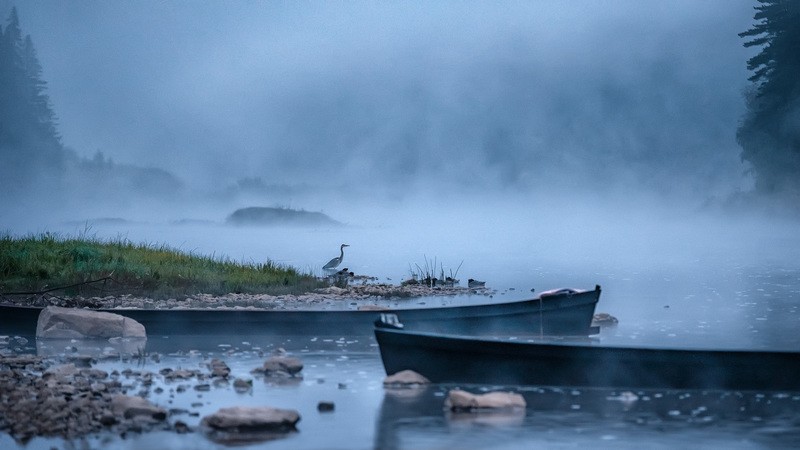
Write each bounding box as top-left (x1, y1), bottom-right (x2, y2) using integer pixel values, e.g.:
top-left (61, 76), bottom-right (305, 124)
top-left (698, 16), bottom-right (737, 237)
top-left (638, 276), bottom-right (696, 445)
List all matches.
top-left (737, 0), bottom-right (800, 198)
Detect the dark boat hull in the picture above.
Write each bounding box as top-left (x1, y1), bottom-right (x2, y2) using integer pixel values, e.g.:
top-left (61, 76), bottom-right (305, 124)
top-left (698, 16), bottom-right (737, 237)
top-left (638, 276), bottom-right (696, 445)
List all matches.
top-left (375, 327), bottom-right (800, 391)
top-left (0, 287), bottom-right (600, 336)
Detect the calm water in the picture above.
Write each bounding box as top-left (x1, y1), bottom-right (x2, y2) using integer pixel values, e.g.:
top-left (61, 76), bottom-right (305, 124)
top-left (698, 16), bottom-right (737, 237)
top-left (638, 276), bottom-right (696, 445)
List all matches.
top-left (2, 215), bottom-right (800, 448)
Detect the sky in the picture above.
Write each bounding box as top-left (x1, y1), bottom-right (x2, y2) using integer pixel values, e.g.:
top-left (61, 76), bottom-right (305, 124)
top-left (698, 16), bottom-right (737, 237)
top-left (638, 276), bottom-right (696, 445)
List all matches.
top-left (8, 1), bottom-right (757, 203)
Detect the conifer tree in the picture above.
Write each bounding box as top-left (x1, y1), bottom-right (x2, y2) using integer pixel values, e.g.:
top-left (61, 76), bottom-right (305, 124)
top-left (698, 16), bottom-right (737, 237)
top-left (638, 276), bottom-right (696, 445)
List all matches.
top-left (737, 0), bottom-right (800, 198)
top-left (0, 6), bottom-right (62, 191)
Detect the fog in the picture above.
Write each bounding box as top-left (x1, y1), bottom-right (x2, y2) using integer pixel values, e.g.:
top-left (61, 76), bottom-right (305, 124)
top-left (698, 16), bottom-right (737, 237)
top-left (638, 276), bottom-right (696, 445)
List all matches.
top-left (3, 1), bottom-right (799, 349)
top-left (12, 0), bottom-right (755, 196)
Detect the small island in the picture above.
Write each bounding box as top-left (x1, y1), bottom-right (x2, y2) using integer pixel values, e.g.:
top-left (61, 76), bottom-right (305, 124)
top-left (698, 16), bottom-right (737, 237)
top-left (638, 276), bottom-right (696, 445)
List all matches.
top-left (225, 207), bottom-right (342, 228)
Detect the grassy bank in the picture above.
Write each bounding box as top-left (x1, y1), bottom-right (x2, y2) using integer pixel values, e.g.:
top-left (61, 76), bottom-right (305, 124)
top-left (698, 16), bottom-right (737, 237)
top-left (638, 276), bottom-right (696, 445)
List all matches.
top-left (0, 233), bottom-right (324, 299)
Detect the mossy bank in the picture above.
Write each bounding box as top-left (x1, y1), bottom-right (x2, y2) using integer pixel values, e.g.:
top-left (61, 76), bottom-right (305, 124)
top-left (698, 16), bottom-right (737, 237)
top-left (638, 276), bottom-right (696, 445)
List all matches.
top-left (0, 233), bottom-right (324, 300)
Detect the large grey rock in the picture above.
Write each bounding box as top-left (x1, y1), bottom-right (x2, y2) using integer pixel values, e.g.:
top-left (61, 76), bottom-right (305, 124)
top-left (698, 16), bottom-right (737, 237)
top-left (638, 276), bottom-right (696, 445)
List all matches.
top-left (444, 389), bottom-right (526, 411)
top-left (201, 406), bottom-right (300, 431)
top-left (36, 306), bottom-right (146, 339)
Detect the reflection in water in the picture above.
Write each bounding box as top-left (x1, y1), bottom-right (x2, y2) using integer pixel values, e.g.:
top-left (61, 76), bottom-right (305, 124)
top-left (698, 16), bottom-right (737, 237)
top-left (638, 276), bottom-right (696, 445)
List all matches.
top-left (375, 385), bottom-right (800, 449)
top-left (36, 337), bottom-right (147, 359)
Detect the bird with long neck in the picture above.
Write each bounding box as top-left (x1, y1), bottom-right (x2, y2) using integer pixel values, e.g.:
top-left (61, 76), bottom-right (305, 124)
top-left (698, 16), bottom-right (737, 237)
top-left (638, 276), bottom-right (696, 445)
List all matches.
top-left (323, 244), bottom-right (349, 270)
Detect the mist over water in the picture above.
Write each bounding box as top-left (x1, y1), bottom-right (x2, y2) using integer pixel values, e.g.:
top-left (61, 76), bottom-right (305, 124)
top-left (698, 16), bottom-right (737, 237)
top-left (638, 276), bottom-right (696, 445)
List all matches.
top-left (7, 192), bottom-right (799, 351)
top-left (2, 2), bottom-right (800, 449)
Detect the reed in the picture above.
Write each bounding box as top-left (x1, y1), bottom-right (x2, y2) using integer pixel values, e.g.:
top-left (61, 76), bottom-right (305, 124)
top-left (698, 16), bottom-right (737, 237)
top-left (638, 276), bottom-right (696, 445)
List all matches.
top-left (405, 256), bottom-right (463, 287)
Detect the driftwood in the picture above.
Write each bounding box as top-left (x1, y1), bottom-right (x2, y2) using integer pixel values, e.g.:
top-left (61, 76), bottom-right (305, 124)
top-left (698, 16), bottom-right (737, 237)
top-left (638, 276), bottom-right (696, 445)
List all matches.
top-left (1, 276), bottom-right (113, 296)
top-left (0, 276), bottom-right (118, 308)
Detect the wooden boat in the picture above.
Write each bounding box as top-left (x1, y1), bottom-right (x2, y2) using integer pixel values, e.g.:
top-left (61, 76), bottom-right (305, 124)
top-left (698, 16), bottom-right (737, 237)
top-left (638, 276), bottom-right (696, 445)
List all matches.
top-left (0, 285), bottom-right (601, 336)
top-left (374, 317), bottom-right (800, 391)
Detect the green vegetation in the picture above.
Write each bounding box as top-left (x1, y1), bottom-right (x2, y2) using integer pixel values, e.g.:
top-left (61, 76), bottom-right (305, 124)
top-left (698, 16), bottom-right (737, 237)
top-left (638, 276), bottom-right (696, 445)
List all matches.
top-left (0, 233), bottom-right (324, 299)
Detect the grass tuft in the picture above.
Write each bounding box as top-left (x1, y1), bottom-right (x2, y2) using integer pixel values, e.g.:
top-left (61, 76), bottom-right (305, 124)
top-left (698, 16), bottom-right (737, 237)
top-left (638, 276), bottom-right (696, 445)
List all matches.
top-left (0, 232), bottom-right (325, 299)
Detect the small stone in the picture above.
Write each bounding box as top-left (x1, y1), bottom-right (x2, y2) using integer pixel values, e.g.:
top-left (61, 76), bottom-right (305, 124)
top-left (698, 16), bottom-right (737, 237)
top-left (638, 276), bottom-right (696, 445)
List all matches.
top-left (66, 355), bottom-right (94, 368)
top-left (209, 358), bottom-right (231, 378)
top-left (233, 378), bottom-right (253, 392)
top-left (174, 420), bottom-right (190, 434)
top-left (317, 401), bottom-right (335, 412)
top-left (99, 413), bottom-right (117, 426)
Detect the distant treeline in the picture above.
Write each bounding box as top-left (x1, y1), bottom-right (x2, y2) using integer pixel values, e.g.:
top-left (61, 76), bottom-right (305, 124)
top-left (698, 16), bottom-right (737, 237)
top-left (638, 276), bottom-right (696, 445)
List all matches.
top-left (0, 7), bottom-right (182, 205)
top-left (738, 0), bottom-right (800, 201)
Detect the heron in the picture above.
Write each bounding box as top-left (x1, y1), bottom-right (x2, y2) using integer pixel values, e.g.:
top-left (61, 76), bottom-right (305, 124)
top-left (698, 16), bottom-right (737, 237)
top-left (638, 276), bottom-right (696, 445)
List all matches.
top-left (323, 244), bottom-right (349, 270)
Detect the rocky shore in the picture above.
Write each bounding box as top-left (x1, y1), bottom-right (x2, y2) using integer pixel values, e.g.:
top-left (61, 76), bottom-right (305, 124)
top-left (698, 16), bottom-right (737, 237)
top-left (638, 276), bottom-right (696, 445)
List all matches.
top-left (4, 283), bottom-right (495, 311)
top-left (0, 355), bottom-right (170, 443)
top-left (0, 352), bottom-right (307, 445)
top-left (0, 349), bottom-right (522, 446)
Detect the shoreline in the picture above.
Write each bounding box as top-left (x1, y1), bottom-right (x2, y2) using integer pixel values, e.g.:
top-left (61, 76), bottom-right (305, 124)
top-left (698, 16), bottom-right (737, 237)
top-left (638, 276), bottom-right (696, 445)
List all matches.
top-left (1, 283), bottom-right (498, 312)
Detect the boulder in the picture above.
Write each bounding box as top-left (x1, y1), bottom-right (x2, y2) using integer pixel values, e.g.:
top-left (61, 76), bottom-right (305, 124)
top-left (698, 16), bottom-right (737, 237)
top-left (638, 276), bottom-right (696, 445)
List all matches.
top-left (444, 389), bottom-right (526, 411)
top-left (201, 406), bottom-right (300, 432)
top-left (383, 369), bottom-right (430, 387)
top-left (111, 395), bottom-right (167, 421)
top-left (36, 306), bottom-right (146, 339)
top-left (256, 356), bottom-right (303, 376)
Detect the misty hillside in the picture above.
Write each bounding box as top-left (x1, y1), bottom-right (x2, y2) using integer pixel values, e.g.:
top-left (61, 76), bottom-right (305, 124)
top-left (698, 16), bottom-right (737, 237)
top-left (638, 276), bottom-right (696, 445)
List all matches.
top-left (0, 1), bottom-right (798, 220)
top-left (0, 6), bottom-right (184, 209)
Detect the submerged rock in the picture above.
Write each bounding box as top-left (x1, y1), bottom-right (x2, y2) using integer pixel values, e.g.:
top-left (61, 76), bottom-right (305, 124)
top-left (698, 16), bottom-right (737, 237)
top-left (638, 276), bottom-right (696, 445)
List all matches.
top-left (592, 313), bottom-right (619, 327)
top-left (383, 369), bottom-right (431, 387)
top-left (36, 306), bottom-right (146, 339)
top-left (444, 389), bottom-right (526, 411)
top-left (357, 304), bottom-right (390, 311)
top-left (233, 378), bottom-right (253, 392)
